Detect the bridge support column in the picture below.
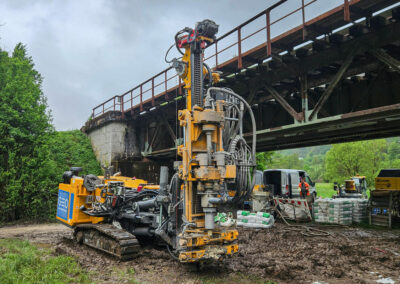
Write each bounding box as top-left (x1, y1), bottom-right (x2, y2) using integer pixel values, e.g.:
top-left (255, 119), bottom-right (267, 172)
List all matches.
top-left (86, 121), bottom-right (128, 167)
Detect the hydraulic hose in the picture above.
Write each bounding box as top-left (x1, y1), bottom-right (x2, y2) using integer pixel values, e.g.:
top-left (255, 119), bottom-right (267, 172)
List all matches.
top-left (206, 87), bottom-right (257, 202)
top-left (164, 44), bottom-right (176, 63)
top-left (174, 28), bottom-right (192, 55)
top-left (206, 87), bottom-right (256, 160)
top-left (203, 63), bottom-right (213, 87)
top-left (166, 245), bottom-right (180, 261)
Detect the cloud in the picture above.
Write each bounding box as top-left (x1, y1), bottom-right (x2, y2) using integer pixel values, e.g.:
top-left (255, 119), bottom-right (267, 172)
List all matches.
top-left (0, 0), bottom-right (342, 130)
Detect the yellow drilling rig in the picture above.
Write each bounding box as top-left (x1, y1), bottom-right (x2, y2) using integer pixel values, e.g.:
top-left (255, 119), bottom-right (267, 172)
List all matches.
top-left (56, 19), bottom-right (256, 263)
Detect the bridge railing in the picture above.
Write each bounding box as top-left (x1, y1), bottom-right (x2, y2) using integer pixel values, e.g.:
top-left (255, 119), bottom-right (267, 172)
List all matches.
top-left (92, 0), bottom-right (355, 119)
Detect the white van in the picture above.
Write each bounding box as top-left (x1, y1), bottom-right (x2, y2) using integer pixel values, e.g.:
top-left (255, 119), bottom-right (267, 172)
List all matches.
top-left (263, 169), bottom-right (317, 200)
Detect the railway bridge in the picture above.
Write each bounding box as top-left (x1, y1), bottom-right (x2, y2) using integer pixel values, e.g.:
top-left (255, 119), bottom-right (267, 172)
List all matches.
top-left (82, 0), bottom-right (400, 182)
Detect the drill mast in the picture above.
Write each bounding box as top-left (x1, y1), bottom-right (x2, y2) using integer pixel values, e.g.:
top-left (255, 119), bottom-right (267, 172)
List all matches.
top-left (171, 20), bottom-right (256, 262)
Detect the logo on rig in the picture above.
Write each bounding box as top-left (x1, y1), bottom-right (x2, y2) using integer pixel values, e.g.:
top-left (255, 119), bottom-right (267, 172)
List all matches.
top-left (56, 190), bottom-right (70, 221)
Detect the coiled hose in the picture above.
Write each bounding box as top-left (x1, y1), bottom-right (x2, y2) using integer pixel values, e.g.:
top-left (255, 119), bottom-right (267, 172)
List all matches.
top-left (206, 87), bottom-right (257, 203)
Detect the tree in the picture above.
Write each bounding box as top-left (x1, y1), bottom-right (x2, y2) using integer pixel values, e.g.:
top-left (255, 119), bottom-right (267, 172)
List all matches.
top-left (256, 152), bottom-right (274, 170)
top-left (304, 154), bottom-right (325, 182)
top-left (257, 151), bottom-right (304, 170)
top-left (0, 43), bottom-right (53, 221)
top-left (325, 139), bottom-right (387, 185)
top-left (383, 138), bottom-right (400, 168)
top-left (0, 43), bottom-right (101, 222)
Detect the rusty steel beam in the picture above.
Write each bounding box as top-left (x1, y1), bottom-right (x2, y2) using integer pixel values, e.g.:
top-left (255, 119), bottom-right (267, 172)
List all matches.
top-left (369, 48), bottom-right (400, 73)
top-left (341, 103), bottom-right (400, 119)
top-left (308, 48), bottom-right (357, 121)
top-left (164, 121), bottom-right (177, 142)
top-left (150, 124), bottom-right (160, 149)
top-left (264, 85), bottom-right (303, 122)
top-left (253, 103), bottom-right (400, 149)
top-left (256, 22), bottom-right (400, 92)
top-left (253, 59), bottom-right (384, 106)
top-left (351, 65), bottom-right (386, 112)
top-left (159, 113), bottom-right (177, 142)
top-left (308, 95), bottom-right (330, 117)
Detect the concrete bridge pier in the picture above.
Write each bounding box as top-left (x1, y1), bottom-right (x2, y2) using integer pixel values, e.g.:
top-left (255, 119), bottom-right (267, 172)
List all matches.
top-left (86, 117), bottom-right (177, 183)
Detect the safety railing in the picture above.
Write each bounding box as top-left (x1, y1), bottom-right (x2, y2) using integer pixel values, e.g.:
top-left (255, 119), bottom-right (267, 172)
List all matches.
top-left (92, 0), bottom-right (357, 119)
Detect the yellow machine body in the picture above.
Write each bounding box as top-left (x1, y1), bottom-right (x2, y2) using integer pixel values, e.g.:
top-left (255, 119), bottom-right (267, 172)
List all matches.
top-left (375, 177), bottom-right (400, 191)
top-left (175, 38), bottom-right (239, 262)
top-left (56, 176), bottom-right (150, 227)
top-left (345, 180), bottom-right (356, 192)
top-left (375, 170), bottom-right (400, 191)
top-left (253, 184), bottom-right (266, 192)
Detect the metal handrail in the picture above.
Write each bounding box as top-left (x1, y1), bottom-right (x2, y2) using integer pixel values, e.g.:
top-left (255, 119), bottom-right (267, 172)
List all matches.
top-left (92, 0), bottom-right (356, 118)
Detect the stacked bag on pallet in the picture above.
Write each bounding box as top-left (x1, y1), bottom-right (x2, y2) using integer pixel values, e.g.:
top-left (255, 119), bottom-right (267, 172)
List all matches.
top-left (327, 199), bottom-right (353, 225)
top-left (236, 210), bottom-right (275, 228)
top-left (314, 198), bottom-right (368, 225)
top-left (352, 199), bottom-right (368, 223)
top-left (314, 199), bottom-right (330, 223)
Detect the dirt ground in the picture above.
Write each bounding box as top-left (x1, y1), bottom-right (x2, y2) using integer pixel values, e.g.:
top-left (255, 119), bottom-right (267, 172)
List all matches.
top-left (1, 222), bottom-right (400, 284)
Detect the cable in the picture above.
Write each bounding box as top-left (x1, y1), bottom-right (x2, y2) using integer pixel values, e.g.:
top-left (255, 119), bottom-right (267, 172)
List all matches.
top-left (206, 87), bottom-right (257, 203)
top-left (206, 87), bottom-right (256, 159)
top-left (166, 245), bottom-right (180, 261)
top-left (165, 44), bottom-right (176, 63)
top-left (175, 81), bottom-right (178, 162)
top-left (203, 63), bottom-right (213, 87)
top-left (174, 28), bottom-right (192, 55)
top-left (273, 202), bottom-right (331, 237)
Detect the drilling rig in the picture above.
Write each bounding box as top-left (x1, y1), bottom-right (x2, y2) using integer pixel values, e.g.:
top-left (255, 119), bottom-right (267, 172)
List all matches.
top-left (56, 19), bottom-right (256, 263)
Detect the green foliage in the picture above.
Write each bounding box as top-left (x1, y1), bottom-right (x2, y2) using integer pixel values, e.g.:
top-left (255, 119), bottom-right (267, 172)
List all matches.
top-left (47, 130), bottom-right (101, 176)
top-left (111, 267), bottom-right (140, 284)
top-left (315, 183), bottom-right (335, 198)
top-left (272, 152), bottom-right (304, 169)
top-left (256, 152), bottom-right (273, 170)
top-left (0, 239), bottom-right (91, 283)
top-left (256, 151), bottom-right (304, 171)
top-left (304, 154), bottom-right (325, 182)
top-left (325, 139), bottom-right (387, 185)
top-left (0, 44), bottom-right (52, 221)
top-left (256, 138), bottom-right (400, 185)
top-left (382, 137), bottom-right (400, 168)
top-left (0, 44), bottom-right (100, 222)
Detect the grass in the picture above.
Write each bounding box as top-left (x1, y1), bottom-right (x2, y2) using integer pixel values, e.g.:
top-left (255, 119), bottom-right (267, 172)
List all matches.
top-left (0, 239), bottom-right (91, 284)
top-left (315, 182), bottom-right (335, 198)
top-left (315, 182), bottom-right (371, 198)
top-left (111, 267), bottom-right (140, 284)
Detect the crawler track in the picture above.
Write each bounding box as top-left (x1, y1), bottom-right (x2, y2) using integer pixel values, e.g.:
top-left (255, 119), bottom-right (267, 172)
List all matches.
top-left (74, 224), bottom-right (140, 260)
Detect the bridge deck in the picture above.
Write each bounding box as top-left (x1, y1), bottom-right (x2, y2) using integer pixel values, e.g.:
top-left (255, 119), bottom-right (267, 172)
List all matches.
top-left (83, 0), bottom-right (400, 165)
top-left (88, 0), bottom-right (398, 120)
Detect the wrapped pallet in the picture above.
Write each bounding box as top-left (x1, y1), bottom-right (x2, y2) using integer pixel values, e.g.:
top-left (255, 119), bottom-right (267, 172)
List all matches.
top-left (314, 199), bottom-right (330, 223)
top-left (327, 199), bottom-right (353, 225)
top-left (352, 199), bottom-right (368, 223)
top-left (314, 198), bottom-right (368, 225)
top-left (237, 210), bottom-right (274, 228)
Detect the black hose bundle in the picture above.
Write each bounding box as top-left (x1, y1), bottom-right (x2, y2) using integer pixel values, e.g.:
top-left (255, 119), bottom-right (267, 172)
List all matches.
top-left (206, 87), bottom-right (257, 203)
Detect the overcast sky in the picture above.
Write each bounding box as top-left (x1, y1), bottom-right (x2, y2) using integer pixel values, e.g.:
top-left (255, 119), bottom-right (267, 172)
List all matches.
top-left (0, 0), bottom-right (345, 130)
